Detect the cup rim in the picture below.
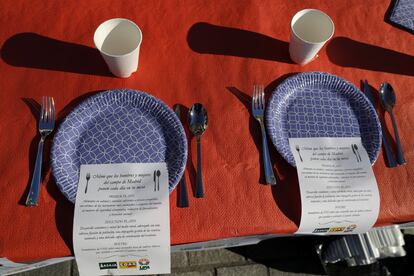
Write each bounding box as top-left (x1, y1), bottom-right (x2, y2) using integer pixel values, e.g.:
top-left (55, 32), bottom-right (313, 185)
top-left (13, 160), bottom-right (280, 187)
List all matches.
top-left (93, 18), bottom-right (143, 58)
top-left (290, 9), bottom-right (334, 45)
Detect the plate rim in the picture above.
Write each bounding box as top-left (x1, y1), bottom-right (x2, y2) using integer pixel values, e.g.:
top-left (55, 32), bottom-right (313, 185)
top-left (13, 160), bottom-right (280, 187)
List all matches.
top-left (50, 89), bottom-right (188, 203)
top-left (265, 71), bottom-right (382, 167)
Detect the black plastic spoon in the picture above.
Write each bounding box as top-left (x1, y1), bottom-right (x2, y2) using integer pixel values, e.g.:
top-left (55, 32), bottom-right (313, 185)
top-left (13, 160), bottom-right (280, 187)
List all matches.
top-left (188, 103), bottom-right (208, 198)
top-left (379, 83), bottom-right (406, 165)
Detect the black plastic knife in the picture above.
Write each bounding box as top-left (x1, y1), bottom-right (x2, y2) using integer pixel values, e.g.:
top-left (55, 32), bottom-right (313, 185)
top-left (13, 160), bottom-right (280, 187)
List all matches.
top-left (174, 104), bottom-right (189, 207)
top-left (363, 80), bottom-right (397, 168)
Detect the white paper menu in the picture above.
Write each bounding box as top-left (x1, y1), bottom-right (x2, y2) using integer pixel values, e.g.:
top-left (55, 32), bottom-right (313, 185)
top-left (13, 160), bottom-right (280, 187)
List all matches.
top-left (73, 163), bottom-right (170, 276)
top-left (289, 137), bottom-right (380, 235)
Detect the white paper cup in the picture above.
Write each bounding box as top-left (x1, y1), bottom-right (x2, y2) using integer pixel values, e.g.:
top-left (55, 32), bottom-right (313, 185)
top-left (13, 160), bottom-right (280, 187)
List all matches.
top-left (94, 18), bottom-right (142, 78)
top-left (289, 9), bottom-right (334, 65)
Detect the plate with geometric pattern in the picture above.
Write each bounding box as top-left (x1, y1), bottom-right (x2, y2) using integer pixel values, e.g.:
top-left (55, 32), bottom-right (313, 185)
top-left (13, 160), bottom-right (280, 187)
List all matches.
top-left (265, 72), bottom-right (381, 167)
top-left (387, 0), bottom-right (414, 33)
top-left (51, 89), bottom-right (187, 203)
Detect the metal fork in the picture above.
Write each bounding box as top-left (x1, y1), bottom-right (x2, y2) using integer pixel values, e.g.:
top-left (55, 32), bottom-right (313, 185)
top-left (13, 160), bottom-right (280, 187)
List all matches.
top-left (252, 85), bottom-right (276, 185)
top-left (26, 96), bottom-right (55, 206)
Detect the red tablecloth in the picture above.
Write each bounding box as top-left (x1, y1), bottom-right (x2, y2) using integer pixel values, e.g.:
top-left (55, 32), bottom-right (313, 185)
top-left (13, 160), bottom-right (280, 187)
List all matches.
top-left (1, 0), bottom-right (413, 261)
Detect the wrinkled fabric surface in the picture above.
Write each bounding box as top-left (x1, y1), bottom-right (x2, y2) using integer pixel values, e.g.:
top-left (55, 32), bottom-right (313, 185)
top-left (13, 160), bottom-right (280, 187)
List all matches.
top-left (0, 0), bottom-right (413, 261)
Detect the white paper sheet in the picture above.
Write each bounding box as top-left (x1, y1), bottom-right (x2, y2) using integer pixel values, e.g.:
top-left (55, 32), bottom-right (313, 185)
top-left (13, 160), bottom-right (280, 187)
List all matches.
top-left (289, 137), bottom-right (380, 234)
top-left (73, 163), bottom-right (170, 275)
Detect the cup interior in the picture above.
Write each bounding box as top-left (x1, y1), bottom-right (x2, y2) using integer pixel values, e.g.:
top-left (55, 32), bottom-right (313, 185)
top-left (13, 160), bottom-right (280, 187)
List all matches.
top-left (94, 18), bottom-right (142, 56)
top-left (291, 9), bottom-right (334, 44)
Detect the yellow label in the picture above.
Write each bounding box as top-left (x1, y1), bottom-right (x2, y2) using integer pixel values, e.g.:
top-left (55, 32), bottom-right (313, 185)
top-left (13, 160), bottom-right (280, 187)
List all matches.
top-left (329, 227), bottom-right (345, 232)
top-left (119, 261), bottom-right (137, 269)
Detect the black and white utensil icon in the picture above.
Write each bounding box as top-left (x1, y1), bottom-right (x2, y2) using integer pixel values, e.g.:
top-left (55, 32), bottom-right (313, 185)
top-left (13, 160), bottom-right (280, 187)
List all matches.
top-left (351, 144), bottom-right (358, 161)
top-left (153, 170), bottom-right (156, 191)
top-left (352, 144), bottom-right (361, 162)
top-left (295, 145), bottom-right (303, 162)
top-left (354, 144), bottom-right (362, 162)
top-left (85, 172), bottom-right (91, 194)
top-left (156, 170), bottom-right (161, 191)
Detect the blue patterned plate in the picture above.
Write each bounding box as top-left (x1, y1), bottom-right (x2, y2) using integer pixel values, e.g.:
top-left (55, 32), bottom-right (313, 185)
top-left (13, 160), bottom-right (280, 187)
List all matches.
top-left (51, 89), bottom-right (188, 203)
top-left (265, 72), bottom-right (381, 167)
top-left (387, 0), bottom-right (414, 34)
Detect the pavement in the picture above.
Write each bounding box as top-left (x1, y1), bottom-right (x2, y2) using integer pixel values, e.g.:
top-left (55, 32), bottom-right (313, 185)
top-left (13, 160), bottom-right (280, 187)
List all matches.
top-left (11, 231), bottom-right (414, 276)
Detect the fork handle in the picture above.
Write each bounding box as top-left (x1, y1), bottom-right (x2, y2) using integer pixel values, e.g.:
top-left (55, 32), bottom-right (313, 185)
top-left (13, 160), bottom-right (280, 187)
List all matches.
top-left (26, 137), bottom-right (45, 206)
top-left (259, 122), bottom-right (277, 185)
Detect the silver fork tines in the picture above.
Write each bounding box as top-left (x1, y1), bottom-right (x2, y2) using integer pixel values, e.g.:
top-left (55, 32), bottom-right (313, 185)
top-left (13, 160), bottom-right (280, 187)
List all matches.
top-left (252, 85), bottom-right (276, 185)
top-left (252, 85), bottom-right (265, 116)
top-left (26, 96), bottom-right (56, 206)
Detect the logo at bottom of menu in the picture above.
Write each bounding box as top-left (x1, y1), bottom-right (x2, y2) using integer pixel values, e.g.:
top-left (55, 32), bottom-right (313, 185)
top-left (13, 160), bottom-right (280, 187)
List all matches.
top-left (119, 261), bottom-right (137, 269)
top-left (138, 258), bottom-right (150, 270)
top-left (329, 227), bottom-right (346, 233)
top-left (344, 224), bottom-right (357, 232)
top-left (99, 262), bottom-right (117, 270)
top-left (312, 228), bottom-right (329, 233)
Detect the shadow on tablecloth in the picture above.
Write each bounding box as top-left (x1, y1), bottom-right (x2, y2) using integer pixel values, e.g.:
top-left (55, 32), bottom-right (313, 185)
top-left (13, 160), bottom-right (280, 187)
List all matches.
top-left (187, 22), bottom-right (293, 63)
top-left (49, 91), bottom-right (107, 251)
top-left (1, 33), bottom-right (113, 77)
top-left (19, 91), bottom-right (104, 251)
top-left (327, 37), bottom-right (414, 77)
top-left (226, 73), bottom-right (301, 227)
top-left (19, 99), bottom-right (42, 206)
